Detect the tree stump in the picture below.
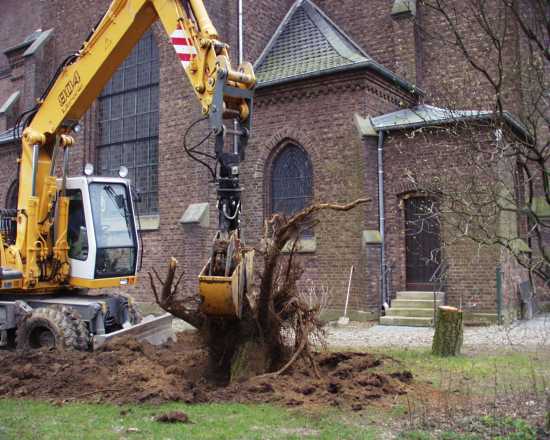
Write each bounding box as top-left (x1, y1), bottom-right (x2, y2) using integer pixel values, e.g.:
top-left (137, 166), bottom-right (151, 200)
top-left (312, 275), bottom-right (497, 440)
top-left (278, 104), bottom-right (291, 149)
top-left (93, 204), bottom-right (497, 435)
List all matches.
top-left (432, 306), bottom-right (463, 357)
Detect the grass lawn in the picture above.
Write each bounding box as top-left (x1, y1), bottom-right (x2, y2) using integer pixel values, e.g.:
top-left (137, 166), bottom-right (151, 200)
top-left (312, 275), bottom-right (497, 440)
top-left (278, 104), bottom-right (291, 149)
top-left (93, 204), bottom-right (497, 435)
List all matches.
top-left (0, 348), bottom-right (548, 439)
top-left (373, 347), bottom-right (550, 394)
top-left (0, 400), bottom-right (378, 440)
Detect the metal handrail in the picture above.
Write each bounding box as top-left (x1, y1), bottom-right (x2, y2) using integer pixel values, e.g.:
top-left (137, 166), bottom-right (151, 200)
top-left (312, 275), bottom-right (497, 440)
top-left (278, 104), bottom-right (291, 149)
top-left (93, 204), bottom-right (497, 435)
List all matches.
top-left (430, 261), bottom-right (449, 327)
top-left (382, 262), bottom-right (394, 313)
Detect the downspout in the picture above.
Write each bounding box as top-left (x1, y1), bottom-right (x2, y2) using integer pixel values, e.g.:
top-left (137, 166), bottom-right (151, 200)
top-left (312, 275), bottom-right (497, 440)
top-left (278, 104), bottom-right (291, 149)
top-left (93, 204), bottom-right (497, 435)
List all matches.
top-left (377, 129), bottom-right (387, 311)
top-left (238, 0), bottom-right (243, 65)
top-left (233, 0), bottom-right (244, 152)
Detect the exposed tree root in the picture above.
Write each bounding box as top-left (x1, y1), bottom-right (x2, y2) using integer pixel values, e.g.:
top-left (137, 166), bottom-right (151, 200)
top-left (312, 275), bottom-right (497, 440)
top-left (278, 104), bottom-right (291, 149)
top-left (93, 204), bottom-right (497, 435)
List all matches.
top-left (150, 198), bottom-right (368, 382)
top-left (149, 258), bottom-right (205, 330)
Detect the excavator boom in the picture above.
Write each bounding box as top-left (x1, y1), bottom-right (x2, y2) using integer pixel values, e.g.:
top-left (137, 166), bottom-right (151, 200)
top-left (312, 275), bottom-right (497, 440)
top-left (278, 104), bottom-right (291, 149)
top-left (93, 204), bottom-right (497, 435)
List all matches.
top-left (0, 0), bottom-right (255, 350)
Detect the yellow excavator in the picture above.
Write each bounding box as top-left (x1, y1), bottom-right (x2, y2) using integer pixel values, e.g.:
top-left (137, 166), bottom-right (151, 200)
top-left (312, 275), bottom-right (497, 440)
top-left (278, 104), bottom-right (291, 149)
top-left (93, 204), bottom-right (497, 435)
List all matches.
top-left (0, 0), bottom-right (255, 350)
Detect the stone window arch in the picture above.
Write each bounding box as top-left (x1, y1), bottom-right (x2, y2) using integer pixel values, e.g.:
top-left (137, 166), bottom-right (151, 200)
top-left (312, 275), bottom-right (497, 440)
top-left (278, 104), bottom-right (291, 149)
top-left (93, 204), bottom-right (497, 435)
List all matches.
top-left (269, 143), bottom-right (313, 219)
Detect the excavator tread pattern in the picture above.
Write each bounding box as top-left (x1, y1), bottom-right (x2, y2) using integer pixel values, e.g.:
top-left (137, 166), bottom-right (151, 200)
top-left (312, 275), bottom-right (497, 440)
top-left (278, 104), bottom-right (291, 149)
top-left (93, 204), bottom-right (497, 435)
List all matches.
top-left (16, 306), bottom-right (90, 351)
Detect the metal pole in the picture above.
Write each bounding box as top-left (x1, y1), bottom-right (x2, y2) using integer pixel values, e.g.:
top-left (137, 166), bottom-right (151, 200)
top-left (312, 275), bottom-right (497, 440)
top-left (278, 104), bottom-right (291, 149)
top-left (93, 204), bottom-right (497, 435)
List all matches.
top-left (233, 0), bottom-right (244, 155)
top-left (343, 265), bottom-right (355, 318)
top-left (238, 0), bottom-right (243, 65)
top-left (377, 130), bottom-right (386, 310)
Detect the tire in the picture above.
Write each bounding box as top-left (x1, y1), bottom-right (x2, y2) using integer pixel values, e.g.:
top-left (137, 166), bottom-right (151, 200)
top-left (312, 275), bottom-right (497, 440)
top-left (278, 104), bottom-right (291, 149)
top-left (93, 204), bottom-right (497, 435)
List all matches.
top-left (16, 306), bottom-right (90, 351)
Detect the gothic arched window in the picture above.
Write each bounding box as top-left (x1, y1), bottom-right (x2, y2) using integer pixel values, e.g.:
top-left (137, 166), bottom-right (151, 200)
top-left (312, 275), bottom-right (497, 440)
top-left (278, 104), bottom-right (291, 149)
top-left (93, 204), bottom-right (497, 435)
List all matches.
top-left (97, 30), bottom-right (159, 215)
top-left (271, 144), bottom-right (313, 218)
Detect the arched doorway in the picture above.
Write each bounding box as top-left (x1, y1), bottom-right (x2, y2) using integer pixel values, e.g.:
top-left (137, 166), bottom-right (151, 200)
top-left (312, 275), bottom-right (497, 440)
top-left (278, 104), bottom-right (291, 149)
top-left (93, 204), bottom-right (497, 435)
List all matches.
top-left (404, 196), bottom-right (441, 290)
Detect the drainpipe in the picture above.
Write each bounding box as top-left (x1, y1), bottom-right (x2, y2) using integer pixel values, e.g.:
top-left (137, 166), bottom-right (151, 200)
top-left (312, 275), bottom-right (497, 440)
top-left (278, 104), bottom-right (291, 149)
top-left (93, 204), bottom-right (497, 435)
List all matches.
top-left (238, 0), bottom-right (243, 64)
top-left (378, 130), bottom-right (387, 311)
top-left (233, 0), bottom-right (244, 153)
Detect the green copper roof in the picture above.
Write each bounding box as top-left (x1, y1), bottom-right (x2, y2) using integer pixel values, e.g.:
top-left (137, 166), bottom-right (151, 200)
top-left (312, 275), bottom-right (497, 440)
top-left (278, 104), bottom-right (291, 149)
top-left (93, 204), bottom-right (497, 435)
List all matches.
top-left (254, 0), bottom-right (419, 94)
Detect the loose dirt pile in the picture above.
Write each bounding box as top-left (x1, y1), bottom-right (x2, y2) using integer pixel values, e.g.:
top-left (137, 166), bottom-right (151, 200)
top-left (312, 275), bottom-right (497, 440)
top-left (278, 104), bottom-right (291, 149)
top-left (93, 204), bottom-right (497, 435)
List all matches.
top-left (0, 332), bottom-right (412, 409)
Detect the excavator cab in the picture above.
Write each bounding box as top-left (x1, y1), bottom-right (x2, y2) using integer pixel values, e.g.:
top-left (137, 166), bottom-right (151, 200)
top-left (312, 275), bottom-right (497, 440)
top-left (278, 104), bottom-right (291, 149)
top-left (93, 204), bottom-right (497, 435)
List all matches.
top-left (64, 176), bottom-right (139, 288)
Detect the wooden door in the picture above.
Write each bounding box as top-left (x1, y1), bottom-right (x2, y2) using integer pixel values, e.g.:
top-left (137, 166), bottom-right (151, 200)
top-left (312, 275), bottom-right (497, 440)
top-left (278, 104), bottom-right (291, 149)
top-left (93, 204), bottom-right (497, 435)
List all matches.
top-left (405, 196), bottom-right (440, 291)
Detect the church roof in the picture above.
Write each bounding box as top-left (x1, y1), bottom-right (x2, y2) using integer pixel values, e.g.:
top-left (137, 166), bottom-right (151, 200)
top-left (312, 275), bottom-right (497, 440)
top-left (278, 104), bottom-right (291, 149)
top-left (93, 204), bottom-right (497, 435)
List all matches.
top-left (352, 104), bottom-right (530, 141)
top-left (371, 104), bottom-right (527, 137)
top-left (254, 0), bottom-right (419, 94)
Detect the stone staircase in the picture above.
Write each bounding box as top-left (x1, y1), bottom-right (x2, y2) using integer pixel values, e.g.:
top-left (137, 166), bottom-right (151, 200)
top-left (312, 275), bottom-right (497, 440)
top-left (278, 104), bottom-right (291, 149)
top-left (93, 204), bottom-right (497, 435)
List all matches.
top-left (379, 291), bottom-right (444, 327)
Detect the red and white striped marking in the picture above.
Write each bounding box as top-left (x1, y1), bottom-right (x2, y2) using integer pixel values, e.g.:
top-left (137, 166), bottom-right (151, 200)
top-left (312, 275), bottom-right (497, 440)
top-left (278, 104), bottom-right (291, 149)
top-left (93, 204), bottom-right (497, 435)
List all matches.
top-left (170, 24), bottom-right (197, 69)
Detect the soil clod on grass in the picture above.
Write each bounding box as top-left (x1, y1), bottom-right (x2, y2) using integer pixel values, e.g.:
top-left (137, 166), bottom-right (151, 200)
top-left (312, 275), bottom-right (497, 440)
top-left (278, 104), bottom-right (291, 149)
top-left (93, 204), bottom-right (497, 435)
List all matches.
top-left (0, 331), bottom-right (412, 409)
top-left (155, 411), bottom-right (190, 424)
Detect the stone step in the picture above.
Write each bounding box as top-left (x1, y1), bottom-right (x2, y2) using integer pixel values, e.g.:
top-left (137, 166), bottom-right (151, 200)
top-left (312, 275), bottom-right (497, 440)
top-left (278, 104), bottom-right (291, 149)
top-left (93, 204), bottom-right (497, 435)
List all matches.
top-left (379, 315), bottom-right (433, 327)
top-left (395, 291), bottom-right (444, 300)
top-left (386, 307), bottom-right (435, 318)
top-left (391, 299), bottom-right (442, 309)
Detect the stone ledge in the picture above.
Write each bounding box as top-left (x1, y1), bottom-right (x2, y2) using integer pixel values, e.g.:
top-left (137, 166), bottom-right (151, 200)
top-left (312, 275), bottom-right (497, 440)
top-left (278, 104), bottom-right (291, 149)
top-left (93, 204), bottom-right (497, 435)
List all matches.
top-left (137, 215), bottom-right (160, 231)
top-left (362, 229), bottom-right (382, 249)
top-left (391, 0), bottom-right (417, 18)
top-left (180, 202), bottom-right (209, 227)
top-left (0, 91), bottom-right (20, 115)
top-left (23, 28), bottom-right (54, 57)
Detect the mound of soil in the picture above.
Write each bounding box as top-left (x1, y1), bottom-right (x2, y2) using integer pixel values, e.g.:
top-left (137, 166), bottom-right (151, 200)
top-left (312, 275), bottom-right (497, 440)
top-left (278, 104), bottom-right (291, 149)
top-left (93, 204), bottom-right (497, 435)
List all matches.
top-left (0, 332), bottom-right (412, 409)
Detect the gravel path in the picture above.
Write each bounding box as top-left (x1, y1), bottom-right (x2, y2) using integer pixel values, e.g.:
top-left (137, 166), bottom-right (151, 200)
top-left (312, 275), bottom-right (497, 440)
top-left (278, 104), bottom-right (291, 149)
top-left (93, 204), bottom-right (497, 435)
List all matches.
top-left (171, 314), bottom-right (550, 352)
top-left (326, 314), bottom-right (550, 351)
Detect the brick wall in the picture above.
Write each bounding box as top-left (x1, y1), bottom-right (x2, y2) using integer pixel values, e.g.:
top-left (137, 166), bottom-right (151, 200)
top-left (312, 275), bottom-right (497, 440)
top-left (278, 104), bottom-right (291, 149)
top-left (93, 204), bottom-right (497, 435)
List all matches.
top-left (0, 0), bottom-right (541, 319)
top-left (380, 126), bottom-right (530, 314)
top-left (240, 70), bottom-right (410, 311)
top-left (0, 0), bottom-right (42, 105)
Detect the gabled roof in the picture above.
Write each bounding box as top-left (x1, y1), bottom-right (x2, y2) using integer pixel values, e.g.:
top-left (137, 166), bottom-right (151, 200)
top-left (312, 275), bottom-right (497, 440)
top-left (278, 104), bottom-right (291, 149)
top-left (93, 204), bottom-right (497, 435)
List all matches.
top-left (254, 0), bottom-right (420, 94)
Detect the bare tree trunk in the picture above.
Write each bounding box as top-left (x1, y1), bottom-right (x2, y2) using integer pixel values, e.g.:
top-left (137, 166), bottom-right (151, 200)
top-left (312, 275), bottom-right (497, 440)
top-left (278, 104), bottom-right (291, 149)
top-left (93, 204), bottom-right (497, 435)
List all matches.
top-left (432, 306), bottom-right (463, 357)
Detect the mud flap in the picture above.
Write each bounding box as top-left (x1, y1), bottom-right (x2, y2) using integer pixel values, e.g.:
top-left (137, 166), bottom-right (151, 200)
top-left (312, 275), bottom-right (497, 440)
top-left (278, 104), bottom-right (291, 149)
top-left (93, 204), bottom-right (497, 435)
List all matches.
top-left (92, 313), bottom-right (174, 350)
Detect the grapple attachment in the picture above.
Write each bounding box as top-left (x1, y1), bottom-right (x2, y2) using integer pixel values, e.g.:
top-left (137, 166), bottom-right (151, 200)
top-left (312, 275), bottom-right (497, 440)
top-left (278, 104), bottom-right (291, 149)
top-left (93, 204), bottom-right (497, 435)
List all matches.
top-left (198, 232), bottom-right (253, 318)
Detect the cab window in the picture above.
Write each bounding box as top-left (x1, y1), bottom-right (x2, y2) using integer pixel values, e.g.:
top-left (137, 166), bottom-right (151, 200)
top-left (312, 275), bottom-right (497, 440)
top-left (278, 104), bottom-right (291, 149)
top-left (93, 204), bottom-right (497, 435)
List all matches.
top-left (67, 190), bottom-right (89, 261)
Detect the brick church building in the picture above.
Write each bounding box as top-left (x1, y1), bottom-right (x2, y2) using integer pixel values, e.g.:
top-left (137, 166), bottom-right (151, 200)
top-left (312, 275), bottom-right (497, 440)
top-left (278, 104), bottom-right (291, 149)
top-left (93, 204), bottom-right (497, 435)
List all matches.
top-left (0, 0), bottom-right (544, 324)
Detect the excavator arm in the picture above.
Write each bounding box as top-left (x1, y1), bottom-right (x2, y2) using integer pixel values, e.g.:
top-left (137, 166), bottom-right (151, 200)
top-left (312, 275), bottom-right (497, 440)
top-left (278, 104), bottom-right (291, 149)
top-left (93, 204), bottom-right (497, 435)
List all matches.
top-left (9, 0), bottom-right (255, 290)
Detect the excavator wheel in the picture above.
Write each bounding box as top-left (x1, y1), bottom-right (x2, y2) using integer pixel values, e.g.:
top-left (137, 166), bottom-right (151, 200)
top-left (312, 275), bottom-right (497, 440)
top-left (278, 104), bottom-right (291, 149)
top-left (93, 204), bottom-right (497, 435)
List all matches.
top-left (16, 306), bottom-right (90, 351)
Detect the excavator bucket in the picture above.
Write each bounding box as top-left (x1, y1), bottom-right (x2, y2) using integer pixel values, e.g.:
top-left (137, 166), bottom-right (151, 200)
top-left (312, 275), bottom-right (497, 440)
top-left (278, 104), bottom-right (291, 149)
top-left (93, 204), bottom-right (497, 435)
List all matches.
top-left (198, 233), bottom-right (254, 318)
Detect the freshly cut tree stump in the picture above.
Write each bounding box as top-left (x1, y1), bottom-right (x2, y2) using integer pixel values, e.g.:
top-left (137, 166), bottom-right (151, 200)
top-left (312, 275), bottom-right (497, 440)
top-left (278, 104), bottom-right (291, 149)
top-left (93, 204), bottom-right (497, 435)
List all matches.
top-left (432, 306), bottom-right (463, 357)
